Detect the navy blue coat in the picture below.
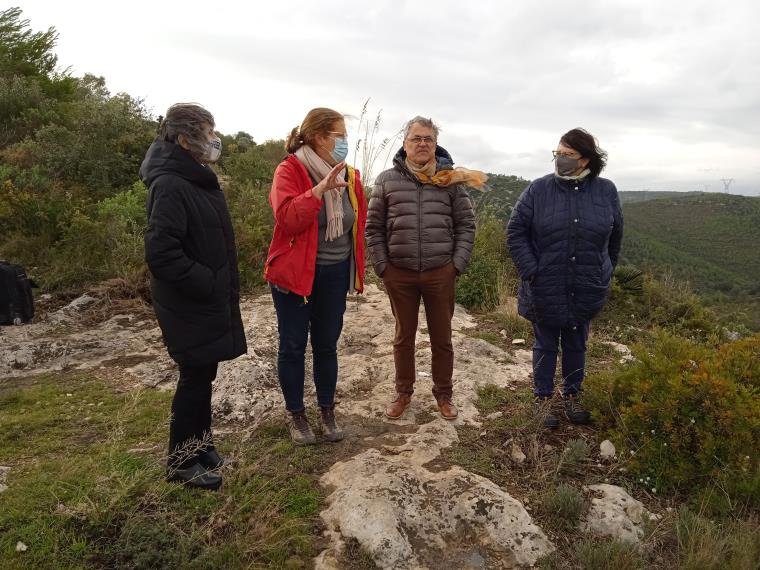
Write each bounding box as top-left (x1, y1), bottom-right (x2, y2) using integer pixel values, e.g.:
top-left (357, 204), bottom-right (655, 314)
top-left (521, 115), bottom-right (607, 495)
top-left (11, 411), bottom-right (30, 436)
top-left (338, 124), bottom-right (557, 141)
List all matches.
top-left (507, 173), bottom-right (623, 327)
top-left (142, 140), bottom-right (247, 366)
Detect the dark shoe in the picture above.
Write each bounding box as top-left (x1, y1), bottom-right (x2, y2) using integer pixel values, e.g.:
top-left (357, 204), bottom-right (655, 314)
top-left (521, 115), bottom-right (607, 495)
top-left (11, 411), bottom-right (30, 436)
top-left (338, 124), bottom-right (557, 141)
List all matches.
top-left (320, 406), bottom-right (344, 442)
top-left (198, 447), bottom-right (224, 470)
top-left (563, 393), bottom-right (591, 425)
top-left (287, 411), bottom-right (317, 445)
top-left (436, 397), bottom-right (458, 420)
top-left (167, 463), bottom-right (222, 490)
top-left (534, 396), bottom-right (560, 429)
top-left (385, 393), bottom-right (412, 419)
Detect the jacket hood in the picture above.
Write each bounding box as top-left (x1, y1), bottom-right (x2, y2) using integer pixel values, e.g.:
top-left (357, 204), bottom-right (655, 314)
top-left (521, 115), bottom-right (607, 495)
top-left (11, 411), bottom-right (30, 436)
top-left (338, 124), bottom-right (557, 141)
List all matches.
top-left (393, 145), bottom-right (455, 175)
top-left (139, 140), bottom-right (219, 190)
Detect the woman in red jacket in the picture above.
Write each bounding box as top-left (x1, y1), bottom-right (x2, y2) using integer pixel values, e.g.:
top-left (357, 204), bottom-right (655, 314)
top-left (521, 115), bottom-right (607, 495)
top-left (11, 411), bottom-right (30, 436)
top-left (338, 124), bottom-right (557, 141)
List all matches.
top-left (265, 107), bottom-right (366, 445)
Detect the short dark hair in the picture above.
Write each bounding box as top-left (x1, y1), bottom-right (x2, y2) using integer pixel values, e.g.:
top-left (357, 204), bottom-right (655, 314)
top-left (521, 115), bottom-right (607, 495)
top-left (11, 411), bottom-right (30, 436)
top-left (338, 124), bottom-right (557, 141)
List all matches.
top-left (560, 128), bottom-right (607, 177)
top-left (158, 103), bottom-right (215, 159)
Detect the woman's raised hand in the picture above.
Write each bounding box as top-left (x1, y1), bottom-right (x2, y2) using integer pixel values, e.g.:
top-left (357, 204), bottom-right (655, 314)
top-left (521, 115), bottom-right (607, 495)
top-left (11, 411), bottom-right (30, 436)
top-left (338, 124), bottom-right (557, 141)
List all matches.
top-left (312, 161), bottom-right (348, 199)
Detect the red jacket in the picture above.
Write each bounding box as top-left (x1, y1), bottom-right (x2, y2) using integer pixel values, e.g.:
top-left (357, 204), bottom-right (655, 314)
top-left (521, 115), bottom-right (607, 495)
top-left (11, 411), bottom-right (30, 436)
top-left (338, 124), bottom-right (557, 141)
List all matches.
top-left (264, 155), bottom-right (367, 297)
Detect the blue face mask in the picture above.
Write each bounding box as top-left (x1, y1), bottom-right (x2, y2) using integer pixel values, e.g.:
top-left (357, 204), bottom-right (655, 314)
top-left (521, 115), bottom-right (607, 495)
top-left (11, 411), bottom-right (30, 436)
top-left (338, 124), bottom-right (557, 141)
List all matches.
top-left (331, 136), bottom-right (349, 162)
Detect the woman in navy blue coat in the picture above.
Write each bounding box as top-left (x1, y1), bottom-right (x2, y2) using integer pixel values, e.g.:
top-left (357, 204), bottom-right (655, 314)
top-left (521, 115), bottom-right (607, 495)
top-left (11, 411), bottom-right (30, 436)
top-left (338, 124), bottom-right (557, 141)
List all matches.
top-left (507, 128), bottom-right (623, 428)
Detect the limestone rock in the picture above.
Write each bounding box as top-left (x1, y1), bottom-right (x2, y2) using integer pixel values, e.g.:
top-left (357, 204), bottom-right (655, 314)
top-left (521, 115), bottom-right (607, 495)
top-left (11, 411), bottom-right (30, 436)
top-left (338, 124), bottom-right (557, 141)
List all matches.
top-left (582, 484), bottom-right (657, 544)
top-left (599, 440), bottom-right (616, 459)
top-left (510, 443), bottom-right (527, 464)
top-left (318, 426), bottom-right (553, 569)
top-left (0, 465), bottom-right (9, 493)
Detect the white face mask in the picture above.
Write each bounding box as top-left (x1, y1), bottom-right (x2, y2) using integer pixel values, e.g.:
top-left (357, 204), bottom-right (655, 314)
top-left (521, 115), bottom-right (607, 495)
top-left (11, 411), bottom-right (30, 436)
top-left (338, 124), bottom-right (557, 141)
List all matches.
top-left (205, 136), bottom-right (222, 162)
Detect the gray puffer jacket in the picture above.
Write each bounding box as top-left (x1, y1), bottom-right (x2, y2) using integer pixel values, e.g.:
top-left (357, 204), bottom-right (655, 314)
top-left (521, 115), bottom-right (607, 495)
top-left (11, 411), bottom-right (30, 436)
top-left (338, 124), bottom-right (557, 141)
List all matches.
top-left (366, 146), bottom-right (476, 276)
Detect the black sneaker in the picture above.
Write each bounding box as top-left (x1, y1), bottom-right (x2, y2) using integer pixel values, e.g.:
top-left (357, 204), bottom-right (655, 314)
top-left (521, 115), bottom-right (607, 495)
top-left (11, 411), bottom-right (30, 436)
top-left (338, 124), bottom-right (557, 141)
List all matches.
top-left (167, 463), bottom-right (222, 490)
top-left (198, 447), bottom-right (224, 470)
top-left (287, 411), bottom-right (317, 445)
top-left (320, 406), bottom-right (344, 442)
top-left (534, 396), bottom-right (560, 429)
top-left (563, 393), bottom-right (591, 425)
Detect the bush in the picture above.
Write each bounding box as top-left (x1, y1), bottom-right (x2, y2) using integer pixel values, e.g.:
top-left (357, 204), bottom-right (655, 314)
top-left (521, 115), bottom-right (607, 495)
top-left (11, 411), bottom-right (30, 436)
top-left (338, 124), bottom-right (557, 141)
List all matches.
top-left (600, 266), bottom-right (721, 342)
top-left (541, 484), bottom-right (584, 530)
top-left (225, 179), bottom-right (274, 288)
top-left (456, 212), bottom-right (516, 311)
top-left (43, 182), bottom-right (147, 289)
top-left (585, 332), bottom-right (760, 507)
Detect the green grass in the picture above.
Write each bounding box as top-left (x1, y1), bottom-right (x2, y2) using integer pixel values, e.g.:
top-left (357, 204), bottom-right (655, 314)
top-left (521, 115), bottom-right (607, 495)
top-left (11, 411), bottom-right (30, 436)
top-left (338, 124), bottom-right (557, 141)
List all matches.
top-left (0, 373), bottom-right (327, 569)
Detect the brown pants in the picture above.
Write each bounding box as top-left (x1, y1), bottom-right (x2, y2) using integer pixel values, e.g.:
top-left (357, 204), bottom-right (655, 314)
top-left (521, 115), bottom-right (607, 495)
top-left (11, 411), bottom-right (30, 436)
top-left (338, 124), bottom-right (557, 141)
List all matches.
top-left (382, 262), bottom-right (456, 398)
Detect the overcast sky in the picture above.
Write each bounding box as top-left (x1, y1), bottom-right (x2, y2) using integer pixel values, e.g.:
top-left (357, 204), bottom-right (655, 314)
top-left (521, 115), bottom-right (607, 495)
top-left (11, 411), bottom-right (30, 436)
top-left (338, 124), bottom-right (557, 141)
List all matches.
top-left (15, 0), bottom-right (760, 194)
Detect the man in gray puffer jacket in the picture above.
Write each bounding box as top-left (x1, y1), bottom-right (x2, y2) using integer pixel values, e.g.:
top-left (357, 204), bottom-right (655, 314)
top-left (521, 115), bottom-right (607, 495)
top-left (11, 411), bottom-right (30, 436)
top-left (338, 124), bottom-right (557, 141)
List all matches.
top-left (366, 116), bottom-right (476, 420)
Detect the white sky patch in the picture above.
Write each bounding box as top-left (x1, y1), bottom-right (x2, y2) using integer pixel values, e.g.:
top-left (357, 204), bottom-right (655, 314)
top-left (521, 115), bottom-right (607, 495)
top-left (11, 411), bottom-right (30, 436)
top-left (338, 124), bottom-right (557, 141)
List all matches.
top-left (12, 0), bottom-right (760, 195)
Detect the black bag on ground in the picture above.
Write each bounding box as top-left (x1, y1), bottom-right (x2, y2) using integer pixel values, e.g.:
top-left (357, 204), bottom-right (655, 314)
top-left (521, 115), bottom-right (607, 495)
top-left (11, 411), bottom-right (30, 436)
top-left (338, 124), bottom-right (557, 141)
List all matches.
top-left (0, 261), bottom-right (37, 325)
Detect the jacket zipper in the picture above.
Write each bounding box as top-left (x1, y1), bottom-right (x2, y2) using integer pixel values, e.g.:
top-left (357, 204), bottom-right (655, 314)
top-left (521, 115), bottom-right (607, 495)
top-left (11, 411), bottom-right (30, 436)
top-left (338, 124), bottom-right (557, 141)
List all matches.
top-left (417, 182), bottom-right (423, 271)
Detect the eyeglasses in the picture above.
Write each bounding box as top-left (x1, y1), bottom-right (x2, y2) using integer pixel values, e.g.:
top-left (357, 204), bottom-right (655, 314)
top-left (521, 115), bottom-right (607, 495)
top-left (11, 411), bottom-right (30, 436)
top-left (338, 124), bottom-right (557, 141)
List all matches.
top-left (552, 150), bottom-right (581, 159)
top-left (406, 136), bottom-right (436, 145)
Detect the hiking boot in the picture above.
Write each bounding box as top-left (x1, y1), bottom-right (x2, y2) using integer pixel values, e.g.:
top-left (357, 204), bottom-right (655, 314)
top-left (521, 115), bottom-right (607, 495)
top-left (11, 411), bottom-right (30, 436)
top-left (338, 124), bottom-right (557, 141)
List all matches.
top-left (563, 393), bottom-right (591, 425)
top-left (198, 447), bottom-right (224, 470)
top-left (436, 397), bottom-right (458, 420)
top-left (167, 463), bottom-right (222, 490)
top-left (534, 396), bottom-right (560, 429)
top-left (320, 406), bottom-right (344, 442)
top-left (385, 393), bottom-right (412, 419)
top-left (286, 411), bottom-right (317, 445)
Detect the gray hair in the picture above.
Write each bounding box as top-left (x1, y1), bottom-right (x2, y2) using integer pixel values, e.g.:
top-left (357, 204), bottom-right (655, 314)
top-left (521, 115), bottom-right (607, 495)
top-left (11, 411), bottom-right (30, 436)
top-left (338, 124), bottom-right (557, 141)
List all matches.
top-left (158, 103), bottom-right (215, 158)
top-left (403, 116), bottom-right (440, 140)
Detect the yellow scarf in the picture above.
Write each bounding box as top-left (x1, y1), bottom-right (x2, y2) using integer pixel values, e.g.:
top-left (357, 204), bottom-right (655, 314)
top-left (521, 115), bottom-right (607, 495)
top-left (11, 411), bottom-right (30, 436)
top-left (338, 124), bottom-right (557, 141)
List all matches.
top-left (406, 158), bottom-right (488, 189)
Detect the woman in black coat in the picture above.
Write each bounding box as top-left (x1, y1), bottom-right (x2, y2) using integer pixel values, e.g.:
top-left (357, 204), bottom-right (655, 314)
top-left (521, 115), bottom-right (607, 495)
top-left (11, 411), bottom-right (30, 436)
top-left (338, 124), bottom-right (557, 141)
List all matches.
top-left (507, 128), bottom-right (623, 428)
top-left (142, 103), bottom-right (247, 489)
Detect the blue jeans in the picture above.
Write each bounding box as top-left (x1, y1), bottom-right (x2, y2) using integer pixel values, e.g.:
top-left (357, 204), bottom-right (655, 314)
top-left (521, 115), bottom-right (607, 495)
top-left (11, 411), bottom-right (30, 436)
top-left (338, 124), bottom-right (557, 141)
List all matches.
top-left (271, 259), bottom-right (349, 412)
top-left (532, 321), bottom-right (590, 398)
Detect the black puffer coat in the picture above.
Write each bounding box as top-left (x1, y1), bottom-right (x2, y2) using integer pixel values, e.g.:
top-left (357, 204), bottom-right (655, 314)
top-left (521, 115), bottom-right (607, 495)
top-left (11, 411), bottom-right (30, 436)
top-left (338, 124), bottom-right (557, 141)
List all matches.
top-left (507, 173), bottom-right (624, 326)
top-left (141, 140), bottom-right (247, 366)
top-left (366, 146), bottom-right (476, 276)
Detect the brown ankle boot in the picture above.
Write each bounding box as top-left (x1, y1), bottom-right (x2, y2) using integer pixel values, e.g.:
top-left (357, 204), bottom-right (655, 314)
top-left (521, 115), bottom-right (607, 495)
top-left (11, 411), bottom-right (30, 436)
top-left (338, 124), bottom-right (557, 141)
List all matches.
top-left (385, 393), bottom-right (412, 419)
top-left (436, 397), bottom-right (458, 420)
top-left (320, 406), bottom-right (344, 442)
top-left (286, 411), bottom-right (316, 445)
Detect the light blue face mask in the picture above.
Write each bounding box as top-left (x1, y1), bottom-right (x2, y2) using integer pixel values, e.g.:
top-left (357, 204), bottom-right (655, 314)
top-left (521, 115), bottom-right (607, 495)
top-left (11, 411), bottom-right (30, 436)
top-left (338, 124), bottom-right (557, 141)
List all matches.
top-left (330, 136), bottom-right (349, 162)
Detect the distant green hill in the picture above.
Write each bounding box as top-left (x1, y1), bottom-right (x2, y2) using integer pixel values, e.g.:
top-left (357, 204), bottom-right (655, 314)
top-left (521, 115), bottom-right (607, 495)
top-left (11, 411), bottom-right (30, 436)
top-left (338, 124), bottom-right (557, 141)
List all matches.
top-left (468, 173), bottom-right (531, 220)
top-left (621, 193), bottom-right (760, 329)
top-left (619, 190), bottom-right (705, 204)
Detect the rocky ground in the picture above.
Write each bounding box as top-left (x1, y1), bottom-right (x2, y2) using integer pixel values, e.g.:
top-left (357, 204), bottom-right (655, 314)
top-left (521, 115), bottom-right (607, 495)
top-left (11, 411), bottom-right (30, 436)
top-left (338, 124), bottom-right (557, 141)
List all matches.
top-left (0, 285), bottom-right (655, 569)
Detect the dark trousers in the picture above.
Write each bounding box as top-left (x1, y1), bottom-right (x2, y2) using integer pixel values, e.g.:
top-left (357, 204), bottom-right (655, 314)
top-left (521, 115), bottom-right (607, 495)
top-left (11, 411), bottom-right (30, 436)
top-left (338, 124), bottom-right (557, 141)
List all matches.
top-left (382, 263), bottom-right (457, 399)
top-left (168, 362), bottom-right (218, 468)
top-left (271, 258), bottom-right (349, 412)
top-left (532, 321), bottom-right (590, 398)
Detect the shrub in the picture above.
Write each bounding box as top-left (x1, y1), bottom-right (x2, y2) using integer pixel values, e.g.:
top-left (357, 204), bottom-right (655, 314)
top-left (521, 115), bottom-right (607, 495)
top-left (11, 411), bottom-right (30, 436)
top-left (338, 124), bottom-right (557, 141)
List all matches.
top-left (585, 332), bottom-right (760, 507)
top-left (44, 182), bottom-right (147, 289)
top-left (541, 484), bottom-right (584, 530)
top-left (600, 266), bottom-right (720, 342)
top-left (456, 212), bottom-right (516, 311)
top-left (225, 179), bottom-right (275, 288)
